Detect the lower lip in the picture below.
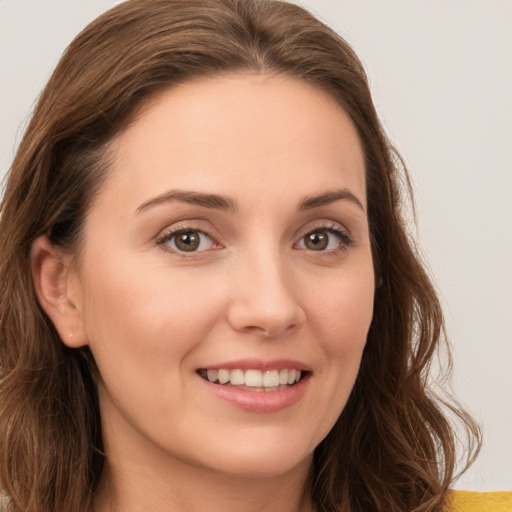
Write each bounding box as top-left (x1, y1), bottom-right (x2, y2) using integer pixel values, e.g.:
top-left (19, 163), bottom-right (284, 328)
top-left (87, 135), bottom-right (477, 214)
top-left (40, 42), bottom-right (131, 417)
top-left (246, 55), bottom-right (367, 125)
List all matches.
top-left (200, 374), bottom-right (310, 413)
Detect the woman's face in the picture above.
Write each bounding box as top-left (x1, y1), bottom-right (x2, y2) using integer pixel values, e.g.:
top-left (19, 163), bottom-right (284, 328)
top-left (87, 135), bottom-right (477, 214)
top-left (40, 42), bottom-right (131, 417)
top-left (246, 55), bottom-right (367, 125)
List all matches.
top-left (66, 74), bottom-right (375, 478)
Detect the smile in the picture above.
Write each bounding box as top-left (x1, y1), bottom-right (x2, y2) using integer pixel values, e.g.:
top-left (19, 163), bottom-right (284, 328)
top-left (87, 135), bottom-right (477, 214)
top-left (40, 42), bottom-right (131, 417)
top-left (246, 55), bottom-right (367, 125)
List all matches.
top-left (198, 368), bottom-right (304, 391)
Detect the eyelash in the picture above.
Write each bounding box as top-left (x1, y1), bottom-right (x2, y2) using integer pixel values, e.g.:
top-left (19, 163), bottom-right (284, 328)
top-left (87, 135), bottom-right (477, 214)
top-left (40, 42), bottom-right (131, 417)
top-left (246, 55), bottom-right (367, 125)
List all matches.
top-left (297, 223), bottom-right (354, 255)
top-left (156, 223), bottom-right (353, 256)
top-left (156, 225), bottom-right (217, 255)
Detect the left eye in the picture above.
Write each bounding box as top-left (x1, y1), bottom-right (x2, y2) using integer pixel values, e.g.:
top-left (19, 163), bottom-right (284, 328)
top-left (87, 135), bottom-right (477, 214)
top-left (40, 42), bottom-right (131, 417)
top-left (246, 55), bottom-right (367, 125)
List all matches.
top-left (297, 229), bottom-right (345, 251)
top-left (162, 229), bottom-right (215, 252)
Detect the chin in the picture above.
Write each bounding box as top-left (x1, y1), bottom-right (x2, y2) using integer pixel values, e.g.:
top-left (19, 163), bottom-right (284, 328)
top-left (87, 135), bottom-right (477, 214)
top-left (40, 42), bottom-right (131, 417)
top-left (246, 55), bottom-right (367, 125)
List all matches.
top-left (183, 427), bottom-right (317, 479)
top-left (206, 452), bottom-right (312, 480)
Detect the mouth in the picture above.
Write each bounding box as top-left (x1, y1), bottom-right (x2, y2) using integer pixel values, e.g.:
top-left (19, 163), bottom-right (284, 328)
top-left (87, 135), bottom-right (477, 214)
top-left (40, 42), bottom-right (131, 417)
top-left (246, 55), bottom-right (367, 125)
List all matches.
top-left (197, 368), bottom-right (307, 392)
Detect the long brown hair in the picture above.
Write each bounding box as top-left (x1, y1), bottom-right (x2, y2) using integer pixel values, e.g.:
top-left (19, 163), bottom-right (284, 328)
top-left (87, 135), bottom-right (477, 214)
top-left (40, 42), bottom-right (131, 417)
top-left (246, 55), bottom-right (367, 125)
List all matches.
top-left (0, 1), bottom-right (480, 511)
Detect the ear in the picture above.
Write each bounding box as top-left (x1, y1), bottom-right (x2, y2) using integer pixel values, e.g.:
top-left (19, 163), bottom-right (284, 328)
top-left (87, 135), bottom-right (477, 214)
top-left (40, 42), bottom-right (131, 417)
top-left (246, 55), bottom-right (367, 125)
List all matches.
top-left (31, 235), bottom-right (88, 348)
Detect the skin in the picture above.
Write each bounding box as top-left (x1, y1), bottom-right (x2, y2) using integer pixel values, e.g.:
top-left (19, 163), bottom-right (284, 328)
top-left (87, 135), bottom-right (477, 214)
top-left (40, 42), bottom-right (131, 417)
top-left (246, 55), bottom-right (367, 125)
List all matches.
top-left (33, 73), bottom-right (375, 512)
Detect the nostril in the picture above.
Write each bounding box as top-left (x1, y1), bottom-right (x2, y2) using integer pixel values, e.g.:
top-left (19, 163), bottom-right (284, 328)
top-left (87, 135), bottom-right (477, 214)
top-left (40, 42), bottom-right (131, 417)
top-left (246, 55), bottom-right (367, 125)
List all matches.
top-left (241, 322), bottom-right (298, 337)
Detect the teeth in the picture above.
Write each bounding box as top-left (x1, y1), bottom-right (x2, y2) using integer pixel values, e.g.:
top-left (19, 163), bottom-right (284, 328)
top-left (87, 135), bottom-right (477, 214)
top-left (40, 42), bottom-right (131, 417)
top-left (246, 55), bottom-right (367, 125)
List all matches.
top-left (262, 370), bottom-right (279, 387)
top-left (245, 369), bottom-right (263, 387)
top-left (207, 369), bottom-right (218, 382)
top-left (218, 369), bottom-right (230, 384)
top-left (230, 369), bottom-right (244, 385)
top-left (202, 368), bottom-right (304, 388)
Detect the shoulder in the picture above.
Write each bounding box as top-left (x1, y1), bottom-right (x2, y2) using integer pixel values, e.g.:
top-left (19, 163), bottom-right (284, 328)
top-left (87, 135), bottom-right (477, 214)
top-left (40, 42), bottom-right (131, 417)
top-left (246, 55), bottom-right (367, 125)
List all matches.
top-left (448, 491), bottom-right (512, 512)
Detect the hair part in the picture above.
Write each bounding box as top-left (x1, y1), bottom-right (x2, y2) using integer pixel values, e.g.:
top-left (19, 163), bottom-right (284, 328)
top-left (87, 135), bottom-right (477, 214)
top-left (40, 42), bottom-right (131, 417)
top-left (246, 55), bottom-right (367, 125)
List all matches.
top-left (0, 1), bottom-right (480, 511)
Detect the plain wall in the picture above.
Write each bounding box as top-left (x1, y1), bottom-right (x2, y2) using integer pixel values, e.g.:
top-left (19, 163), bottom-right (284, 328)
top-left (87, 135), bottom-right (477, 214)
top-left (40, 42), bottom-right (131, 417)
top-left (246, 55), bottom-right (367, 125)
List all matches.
top-left (1, 0), bottom-right (511, 491)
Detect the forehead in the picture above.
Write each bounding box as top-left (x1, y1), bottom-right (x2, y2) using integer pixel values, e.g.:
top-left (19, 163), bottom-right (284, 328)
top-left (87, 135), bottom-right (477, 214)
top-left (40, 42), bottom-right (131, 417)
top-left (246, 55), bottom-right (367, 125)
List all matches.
top-left (101, 73), bottom-right (366, 212)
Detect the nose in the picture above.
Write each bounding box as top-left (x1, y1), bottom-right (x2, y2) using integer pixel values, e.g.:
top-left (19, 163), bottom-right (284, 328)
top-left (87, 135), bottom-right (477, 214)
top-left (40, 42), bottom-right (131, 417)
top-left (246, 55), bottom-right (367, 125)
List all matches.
top-left (226, 249), bottom-right (306, 337)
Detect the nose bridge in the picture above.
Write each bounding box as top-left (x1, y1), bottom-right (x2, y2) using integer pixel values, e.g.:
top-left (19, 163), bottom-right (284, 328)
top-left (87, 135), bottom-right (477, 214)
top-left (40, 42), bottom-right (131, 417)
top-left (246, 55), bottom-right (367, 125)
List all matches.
top-left (227, 242), bottom-right (305, 336)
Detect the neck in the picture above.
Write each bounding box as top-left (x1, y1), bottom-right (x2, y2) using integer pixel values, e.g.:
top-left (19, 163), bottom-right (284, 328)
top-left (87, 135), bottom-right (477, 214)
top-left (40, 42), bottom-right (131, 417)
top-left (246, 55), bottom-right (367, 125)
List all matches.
top-left (95, 457), bottom-right (314, 512)
top-left (94, 423), bottom-right (314, 512)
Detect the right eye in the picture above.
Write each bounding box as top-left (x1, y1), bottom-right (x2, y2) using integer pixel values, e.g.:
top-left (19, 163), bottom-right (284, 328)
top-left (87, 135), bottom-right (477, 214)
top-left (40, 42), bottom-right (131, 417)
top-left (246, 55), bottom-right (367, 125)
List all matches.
top-left (159, 229), bottom-right (216, 253)
top-left (294, 225), bottom-right (353, 254)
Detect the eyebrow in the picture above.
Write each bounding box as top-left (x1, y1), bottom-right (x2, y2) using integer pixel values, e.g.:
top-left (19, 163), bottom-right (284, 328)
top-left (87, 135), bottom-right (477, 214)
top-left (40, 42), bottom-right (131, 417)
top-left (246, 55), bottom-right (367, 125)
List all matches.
top-left (136, 189), bottom-right (238, 213)
top-left (136, 187), bottom-right (364, 214)
top-left (298, 189), bottom-right (365, 212)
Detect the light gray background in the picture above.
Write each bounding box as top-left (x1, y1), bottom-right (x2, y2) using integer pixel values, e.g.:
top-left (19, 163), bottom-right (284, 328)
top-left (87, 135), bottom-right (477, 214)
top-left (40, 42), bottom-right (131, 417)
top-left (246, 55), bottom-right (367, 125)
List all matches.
top-left (1, 0), bottom-right (510, 491)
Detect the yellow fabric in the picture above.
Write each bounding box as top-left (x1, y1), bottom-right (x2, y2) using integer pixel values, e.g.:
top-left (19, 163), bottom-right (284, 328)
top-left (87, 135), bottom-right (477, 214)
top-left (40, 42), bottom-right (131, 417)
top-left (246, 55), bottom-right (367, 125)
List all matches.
top-left (449, 491), bottom-right (512, 512)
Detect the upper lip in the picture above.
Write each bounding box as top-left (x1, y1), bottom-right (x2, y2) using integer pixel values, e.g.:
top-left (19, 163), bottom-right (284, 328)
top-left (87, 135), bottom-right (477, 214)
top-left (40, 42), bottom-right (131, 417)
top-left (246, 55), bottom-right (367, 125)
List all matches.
top-left (197, 358), bottom-right (311, 372)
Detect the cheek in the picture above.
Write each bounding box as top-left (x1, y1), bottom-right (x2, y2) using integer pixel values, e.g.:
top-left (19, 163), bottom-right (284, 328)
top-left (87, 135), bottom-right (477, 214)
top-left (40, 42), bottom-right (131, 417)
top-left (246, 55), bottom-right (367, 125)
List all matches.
top-left (78, 259), bottom-right (229, 434)
top-left (307, 258), bottom-right (374, 394)
top-left (79, 258), bottom-right (223, 371)
top-left (310, 261), bottom-right (375, 346)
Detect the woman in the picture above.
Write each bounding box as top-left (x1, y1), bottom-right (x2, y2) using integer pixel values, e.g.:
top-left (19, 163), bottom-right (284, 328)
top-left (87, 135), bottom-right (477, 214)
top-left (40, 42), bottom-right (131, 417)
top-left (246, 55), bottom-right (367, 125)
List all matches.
top-left (0, 0), bottom-right (501, 511)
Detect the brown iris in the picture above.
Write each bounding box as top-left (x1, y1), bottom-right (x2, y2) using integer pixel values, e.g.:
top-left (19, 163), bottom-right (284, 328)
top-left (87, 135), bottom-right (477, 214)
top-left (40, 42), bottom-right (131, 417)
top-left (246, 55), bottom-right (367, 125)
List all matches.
top-left (174, 231), bottom-right (201, 252)
top-left (304, 231), bottom-right (329, 250)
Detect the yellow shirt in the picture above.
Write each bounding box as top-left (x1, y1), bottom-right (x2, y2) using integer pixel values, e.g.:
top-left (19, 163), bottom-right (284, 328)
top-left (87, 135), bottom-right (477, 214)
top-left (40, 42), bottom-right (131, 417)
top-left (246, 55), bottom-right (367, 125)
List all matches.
top-left (450, 491), bottom-right (512, 512)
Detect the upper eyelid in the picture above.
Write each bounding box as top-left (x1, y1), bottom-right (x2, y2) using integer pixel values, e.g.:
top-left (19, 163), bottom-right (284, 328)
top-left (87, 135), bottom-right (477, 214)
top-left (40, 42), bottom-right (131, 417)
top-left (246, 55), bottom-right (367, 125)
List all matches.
top-left (156, 220), bottom-right (217, 240)
top-left (294, 219), bottom-right (351, 239)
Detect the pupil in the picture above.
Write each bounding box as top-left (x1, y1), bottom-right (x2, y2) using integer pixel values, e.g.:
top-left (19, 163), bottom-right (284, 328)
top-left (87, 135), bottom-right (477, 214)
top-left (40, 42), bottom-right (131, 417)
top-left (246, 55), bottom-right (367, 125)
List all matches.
top-left (176, 231), bottom-right (199, 251)
top-left (306, 232), bottom-right (328, 250)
